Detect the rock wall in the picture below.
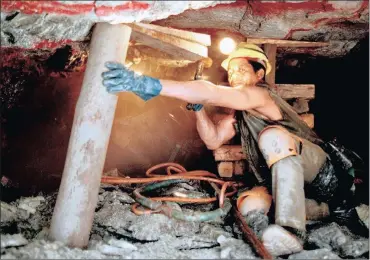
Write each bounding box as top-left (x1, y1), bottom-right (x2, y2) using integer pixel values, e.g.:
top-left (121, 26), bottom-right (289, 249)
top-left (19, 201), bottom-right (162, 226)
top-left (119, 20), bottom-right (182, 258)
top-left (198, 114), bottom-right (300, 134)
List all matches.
top-left (1, 0), bottom-right (368, 56)
top-left (0, 1), bottom-right (233, 49)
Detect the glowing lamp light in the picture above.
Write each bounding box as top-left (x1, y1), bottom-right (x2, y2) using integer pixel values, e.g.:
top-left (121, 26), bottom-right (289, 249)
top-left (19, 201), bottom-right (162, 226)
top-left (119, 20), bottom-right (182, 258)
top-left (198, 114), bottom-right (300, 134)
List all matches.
top-left (219, 37), bottom-right (236, 55)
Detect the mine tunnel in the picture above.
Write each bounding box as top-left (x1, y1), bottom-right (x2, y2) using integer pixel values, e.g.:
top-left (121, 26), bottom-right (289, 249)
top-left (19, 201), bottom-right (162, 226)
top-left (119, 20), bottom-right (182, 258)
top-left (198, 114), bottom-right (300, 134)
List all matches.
top-left (0, 1), bottom-right (369, 259)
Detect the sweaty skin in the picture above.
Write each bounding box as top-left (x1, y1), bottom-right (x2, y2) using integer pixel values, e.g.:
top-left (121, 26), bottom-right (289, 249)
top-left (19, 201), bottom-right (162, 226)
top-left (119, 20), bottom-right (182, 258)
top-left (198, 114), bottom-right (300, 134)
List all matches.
top-left (158, 58), bottom-right (282, 149)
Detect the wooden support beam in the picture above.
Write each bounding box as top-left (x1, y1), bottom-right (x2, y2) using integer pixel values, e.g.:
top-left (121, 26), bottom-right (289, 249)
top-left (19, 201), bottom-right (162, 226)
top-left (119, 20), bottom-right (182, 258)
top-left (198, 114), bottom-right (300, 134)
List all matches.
top-left (49, 23), bottom-right (131, 248)
top-left (246, 38), bottom-right (329, 48)
top-left (129, 23), bottom-right (209, 61)
top-left (276, 84), bottom-right (315, 100)
top-left (264, 44), bottom-right (277, 86)
top-left (217, 161), bottom-right (246, 177)
top-left (214, 145), bottom-right (246, 161)
top-left (234, 161), bottom-right (245, 176)
top-left (300, 113), bottom-right (314, 129)
top-left (217, 162), bottom-right (234, 178)
top-left (292, 99), bottom-right (310, 114)
top-left (129, 23), bottom-right (211, 46)
top-left (218, 82), bottom-right (315, 100)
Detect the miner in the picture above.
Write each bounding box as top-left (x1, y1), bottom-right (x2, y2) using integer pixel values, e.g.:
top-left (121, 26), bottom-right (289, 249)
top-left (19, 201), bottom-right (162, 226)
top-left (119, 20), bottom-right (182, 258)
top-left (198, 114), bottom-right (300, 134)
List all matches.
top-left (101, 43), bottom-right (363, 256)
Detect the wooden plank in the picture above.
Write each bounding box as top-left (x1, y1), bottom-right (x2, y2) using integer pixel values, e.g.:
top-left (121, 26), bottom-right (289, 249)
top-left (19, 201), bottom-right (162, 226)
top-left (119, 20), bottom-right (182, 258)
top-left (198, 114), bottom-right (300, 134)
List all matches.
top-left (214, 145), bottom-right (246, 161)
top-left (276, 84), bottom-right (315, 99)
top-left (246, 38), bottom-right (329, 48)
top-left (217, 162), bottom-right (234, 178)
top-left (218, 82), bottom-right (315, 100)
top-left (234, 161), bottom-right (245, 176)
top-left (130, 23), bottom-right (208, 61)
top-left (130, 23), bottom-right (211, 46)
top-left (292, 99), bottom-right (309, 114)
top-left (214, 146), bottom-right (243, 162)
top-left (264, 44), bottom-right (277, 86)
top-left (300, 113), bottom-right (314, 128)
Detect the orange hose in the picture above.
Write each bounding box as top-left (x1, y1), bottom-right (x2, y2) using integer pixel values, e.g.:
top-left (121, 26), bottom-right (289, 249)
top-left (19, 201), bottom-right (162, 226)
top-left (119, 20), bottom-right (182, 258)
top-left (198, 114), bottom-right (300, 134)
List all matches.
top-left (101, 163), bottom-right (243, 214)
top-left (150, 185), bottom-right (237, 204)
top-left (102, 171), bottom-right (219, 182)
top-left (131, 203), bottom-right (161, 215)
top-left (219, 182), bottom-right (231, 208)
top-left (101, 175), bottom-right (227, 185)
top-left (146, 162), bottom-right (186, 177)
top-left (150, 197), bottom-right (217, 203)
top-left (166, 166), bottom-right (184, 175)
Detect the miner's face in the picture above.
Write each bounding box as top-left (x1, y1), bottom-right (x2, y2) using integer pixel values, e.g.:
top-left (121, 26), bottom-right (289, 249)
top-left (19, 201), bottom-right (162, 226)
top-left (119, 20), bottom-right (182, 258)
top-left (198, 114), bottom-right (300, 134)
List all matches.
top-left (227, 58), bottom-right (264, 87)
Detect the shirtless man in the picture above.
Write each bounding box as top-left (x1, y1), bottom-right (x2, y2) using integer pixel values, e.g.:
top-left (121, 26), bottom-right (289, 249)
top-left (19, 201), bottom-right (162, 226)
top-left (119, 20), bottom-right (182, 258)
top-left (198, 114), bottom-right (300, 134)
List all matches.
top-left (101, 43), bottom-right (361, 256)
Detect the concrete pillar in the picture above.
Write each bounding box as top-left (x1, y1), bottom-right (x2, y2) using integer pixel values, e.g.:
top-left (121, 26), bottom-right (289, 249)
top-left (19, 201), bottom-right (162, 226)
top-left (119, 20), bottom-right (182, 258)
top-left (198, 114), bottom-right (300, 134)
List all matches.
top-left (49, 23), bottom-right (132, 248)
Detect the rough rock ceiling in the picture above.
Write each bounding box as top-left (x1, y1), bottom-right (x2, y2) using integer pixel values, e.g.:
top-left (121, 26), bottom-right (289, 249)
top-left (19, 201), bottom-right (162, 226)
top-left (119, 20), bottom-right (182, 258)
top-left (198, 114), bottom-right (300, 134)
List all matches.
top-left (1, 0), bottom-right (368, 58)
top-left (0, 1), bottom-right (231, 49)
top-left (154, 1), bottom-right (369, 56)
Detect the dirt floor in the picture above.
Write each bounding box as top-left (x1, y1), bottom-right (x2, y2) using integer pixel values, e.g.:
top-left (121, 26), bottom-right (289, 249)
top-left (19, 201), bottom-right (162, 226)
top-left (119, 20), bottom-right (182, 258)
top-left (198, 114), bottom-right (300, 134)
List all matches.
top-left (1, 181), bottom-right (369, 259)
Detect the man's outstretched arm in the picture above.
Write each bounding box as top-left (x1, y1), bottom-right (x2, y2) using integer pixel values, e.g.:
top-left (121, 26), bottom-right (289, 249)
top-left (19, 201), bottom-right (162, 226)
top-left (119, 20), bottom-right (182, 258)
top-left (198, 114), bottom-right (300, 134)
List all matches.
top-left (102, 62), bottom-right (268, 111)
top-left (159, 79), bottom-right (266, 111)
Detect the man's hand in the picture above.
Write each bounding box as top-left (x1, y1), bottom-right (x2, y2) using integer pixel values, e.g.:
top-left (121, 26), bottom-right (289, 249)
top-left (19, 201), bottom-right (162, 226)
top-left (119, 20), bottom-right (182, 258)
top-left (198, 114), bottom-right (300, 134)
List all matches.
top-left (102, 62), bottom-right (162, 101)
top-left (186, 103), bottom-right (203, 111)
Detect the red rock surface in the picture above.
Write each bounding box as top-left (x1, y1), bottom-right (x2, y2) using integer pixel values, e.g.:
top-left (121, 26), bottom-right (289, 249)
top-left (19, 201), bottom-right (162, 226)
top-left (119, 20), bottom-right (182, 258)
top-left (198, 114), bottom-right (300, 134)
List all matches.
top-left (1, 0), bottom-right (368, 56)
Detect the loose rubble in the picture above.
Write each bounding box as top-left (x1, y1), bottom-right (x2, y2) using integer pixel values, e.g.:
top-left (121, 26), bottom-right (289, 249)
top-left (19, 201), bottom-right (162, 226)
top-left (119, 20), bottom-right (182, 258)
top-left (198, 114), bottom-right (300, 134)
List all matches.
top-left (356, 204), bottom-right (369, 229)
top-left (308, 222), bottom-right (369, 258)
top-left (288, 248), bottom-right (341, 259)
top-left (1, 182), bottom-right (369, 259)
top-left (1, 234), bottom-right (28, 249)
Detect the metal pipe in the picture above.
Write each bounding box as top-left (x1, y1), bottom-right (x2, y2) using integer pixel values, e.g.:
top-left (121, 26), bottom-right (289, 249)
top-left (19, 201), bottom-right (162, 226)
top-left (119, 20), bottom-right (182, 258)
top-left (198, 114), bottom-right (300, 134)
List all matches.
top-left (49, 23), bottom-right (132, 248)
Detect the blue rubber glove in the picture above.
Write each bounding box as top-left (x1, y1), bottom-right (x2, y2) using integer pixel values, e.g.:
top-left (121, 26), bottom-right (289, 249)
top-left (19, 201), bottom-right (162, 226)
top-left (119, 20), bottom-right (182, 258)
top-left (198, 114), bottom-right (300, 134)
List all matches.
top-left (102, 62), bottom-right (162, 101)
top-left (186, 103), bottom-right (203, 111)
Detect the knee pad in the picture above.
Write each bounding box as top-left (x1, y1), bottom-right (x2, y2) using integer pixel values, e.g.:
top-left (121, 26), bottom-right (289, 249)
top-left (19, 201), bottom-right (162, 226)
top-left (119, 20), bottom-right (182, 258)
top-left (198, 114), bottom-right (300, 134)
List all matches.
top-left (258, 126), bottom-right (298, 168)
top-left (237, 186), bottom-right (272, 216)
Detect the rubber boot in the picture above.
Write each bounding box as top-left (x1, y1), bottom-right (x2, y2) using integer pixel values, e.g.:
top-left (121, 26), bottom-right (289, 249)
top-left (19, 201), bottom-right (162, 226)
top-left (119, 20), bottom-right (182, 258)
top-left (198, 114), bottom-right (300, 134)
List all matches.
top-left (271, 155), bottom-right (306, 231)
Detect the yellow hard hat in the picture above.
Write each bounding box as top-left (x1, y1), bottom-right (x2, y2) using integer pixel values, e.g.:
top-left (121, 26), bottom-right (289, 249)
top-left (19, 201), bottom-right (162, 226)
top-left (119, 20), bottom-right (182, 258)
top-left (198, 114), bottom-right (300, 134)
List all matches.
top-left (221, 42), bottom-right (272, 75)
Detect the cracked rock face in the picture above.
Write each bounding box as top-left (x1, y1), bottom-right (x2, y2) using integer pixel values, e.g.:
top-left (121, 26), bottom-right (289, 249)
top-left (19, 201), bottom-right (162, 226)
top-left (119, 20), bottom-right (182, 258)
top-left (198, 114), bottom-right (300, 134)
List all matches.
top-left (217, 235), bottom-right (257, 259)
top-left (308, 222), bottom-right (369, 258)
top-left (0, 1), bottom-right (368, 57)
top-left (0, 202), bottom-right (18, 225)
top-left (2, 240), bottom-right (111, 259)
top-left (126, 213), bottom-right (200, 241)
top-left (1, 12), bottom-right (95, 49)
top-left (1, 234), bottom-right (28, 249)
top-left (0, 194), bottom-right (57, 239)
top-left (155, 1), bottom-right (369, 57)
top-left (288, 248), bottom-right (341, 259)
top-left (0, 1), bottom-right (233, 49)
